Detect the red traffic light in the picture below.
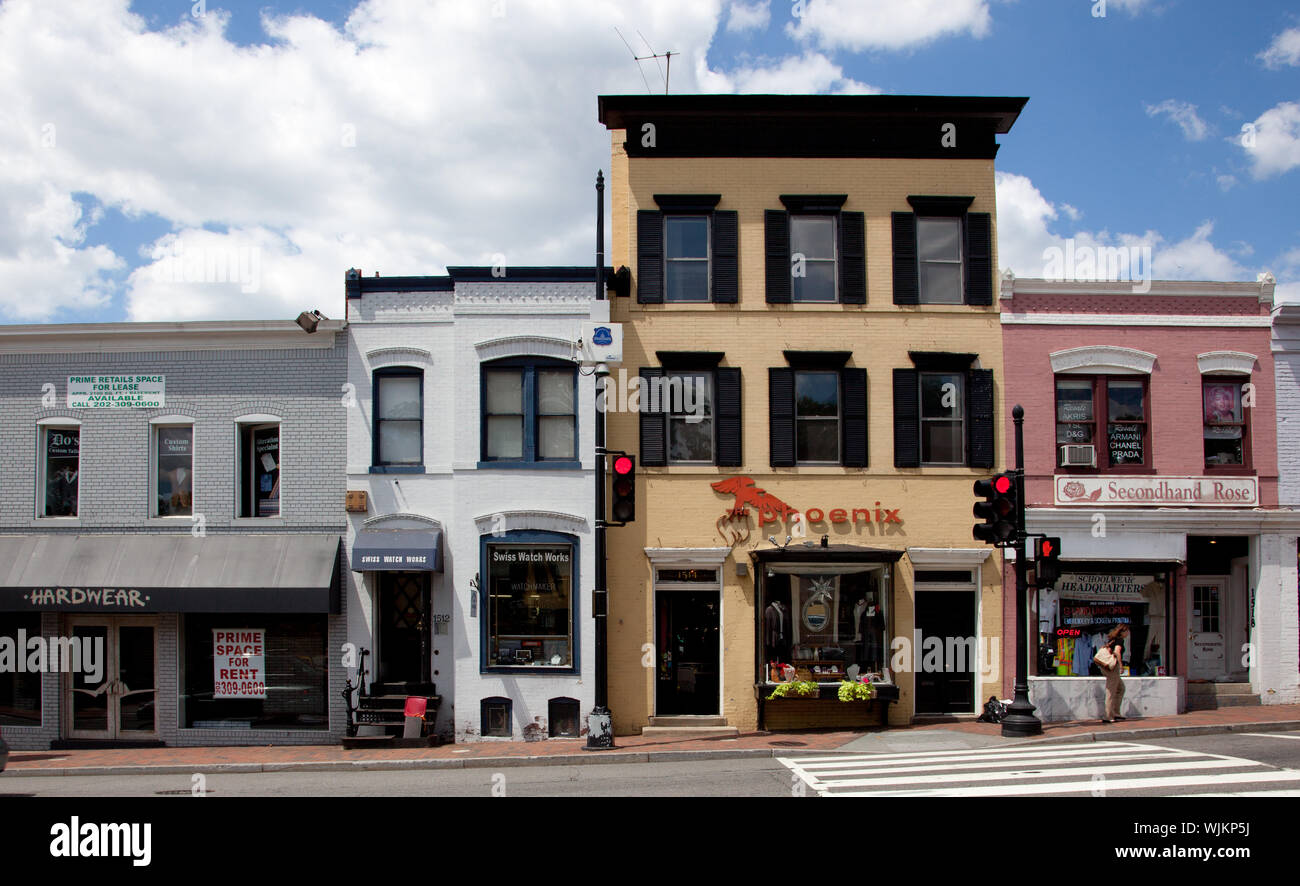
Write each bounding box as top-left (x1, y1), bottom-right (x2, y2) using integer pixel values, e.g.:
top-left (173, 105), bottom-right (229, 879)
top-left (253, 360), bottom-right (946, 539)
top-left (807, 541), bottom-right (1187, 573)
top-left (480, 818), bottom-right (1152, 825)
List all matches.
top-left (994, 475), bottom-right (1013, 495)
top-left (613, 455), bottom-right (633, 475)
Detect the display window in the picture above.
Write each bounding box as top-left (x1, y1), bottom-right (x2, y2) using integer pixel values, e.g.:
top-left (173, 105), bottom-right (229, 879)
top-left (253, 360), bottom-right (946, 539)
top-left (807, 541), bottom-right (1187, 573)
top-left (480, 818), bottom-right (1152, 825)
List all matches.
top-left (759, 564), bottom-right (891, 683)
top-left (0, 613), bottom-right (42, 724)
top-left (41, 426), bottom-right (80, 517)
top-left (1036, 571), bottom-right (1170, 677)
top-left (484, 538), bottom-right (575, 670)
top-left (180, 615), bottom-right (329, 729)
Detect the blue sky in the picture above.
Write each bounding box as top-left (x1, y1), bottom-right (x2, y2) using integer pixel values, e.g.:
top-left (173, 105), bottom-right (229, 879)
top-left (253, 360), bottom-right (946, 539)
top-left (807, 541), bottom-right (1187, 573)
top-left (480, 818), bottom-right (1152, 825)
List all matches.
top-left (1, 0), bottom-right (1297, 324)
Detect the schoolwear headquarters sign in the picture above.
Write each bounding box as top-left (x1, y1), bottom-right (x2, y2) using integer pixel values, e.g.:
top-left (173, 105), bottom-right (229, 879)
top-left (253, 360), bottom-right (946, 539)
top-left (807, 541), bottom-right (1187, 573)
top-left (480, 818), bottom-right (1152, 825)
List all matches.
top-left (67, 375), bottom-right (165, 408)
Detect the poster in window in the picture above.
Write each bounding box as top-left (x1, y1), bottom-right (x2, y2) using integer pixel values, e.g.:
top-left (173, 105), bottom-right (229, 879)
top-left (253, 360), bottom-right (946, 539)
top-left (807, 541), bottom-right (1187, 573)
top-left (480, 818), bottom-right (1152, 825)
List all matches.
top-left (212, 629), bottom-right (266, 699)
top-left (254, 427), bottom-right (280, 517)
top-left (1107, 424), bottom-right (1143, 464)
top-left (1203, 383), bottom-right (1241, 424)
top-left (44, 428), bottom-right (79, 517)
top-left (157, 426), bottom-right (193, 516)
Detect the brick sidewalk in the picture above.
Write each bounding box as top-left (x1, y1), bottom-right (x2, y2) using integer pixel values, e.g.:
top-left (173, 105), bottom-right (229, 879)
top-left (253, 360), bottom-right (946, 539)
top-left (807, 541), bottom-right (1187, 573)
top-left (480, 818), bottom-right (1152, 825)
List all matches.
top-left (4, 704), bottom-right (1298, 775)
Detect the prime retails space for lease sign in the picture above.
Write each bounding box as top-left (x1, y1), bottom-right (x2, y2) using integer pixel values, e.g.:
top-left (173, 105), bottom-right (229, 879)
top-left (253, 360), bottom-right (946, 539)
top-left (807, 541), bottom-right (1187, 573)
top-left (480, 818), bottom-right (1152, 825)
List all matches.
top-left (67, 375), bottom-right (165, 408)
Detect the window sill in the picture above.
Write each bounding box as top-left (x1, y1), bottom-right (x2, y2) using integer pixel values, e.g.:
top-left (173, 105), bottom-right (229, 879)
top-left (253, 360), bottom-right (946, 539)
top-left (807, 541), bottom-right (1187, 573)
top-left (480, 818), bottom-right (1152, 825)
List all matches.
top-left (476, 461), bottom-right (583, 471)
top-left (481, 666), bottom-right (578, 676)
top-left (1202, 466), bottom-right (1255, 476)
top-left (369, 465), bottom-right (426, 474)
top-left (31, 517), bottom-right (80, 527)
top-left (146, 516), bottom-right (200, 526)
top-left (231, 517), bottom-right (286, 526)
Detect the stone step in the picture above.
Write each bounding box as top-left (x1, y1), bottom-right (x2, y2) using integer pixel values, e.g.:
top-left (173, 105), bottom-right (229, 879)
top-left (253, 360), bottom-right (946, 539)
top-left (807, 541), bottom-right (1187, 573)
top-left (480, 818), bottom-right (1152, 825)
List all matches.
top-left (648, 716), bottom-right (728, 728)
top-left (640, 726), bottom-right (740, 739)
top-left (1186, 682), bottom-right (1253, 697)
top-left (1186, 694), bottom-right (1261, 710)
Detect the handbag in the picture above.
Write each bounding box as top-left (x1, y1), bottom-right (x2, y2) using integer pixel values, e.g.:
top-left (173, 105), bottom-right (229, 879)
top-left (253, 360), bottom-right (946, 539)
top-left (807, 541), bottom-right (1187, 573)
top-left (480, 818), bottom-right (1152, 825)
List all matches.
top-left (1093, 645), bottom-right (1115, 669)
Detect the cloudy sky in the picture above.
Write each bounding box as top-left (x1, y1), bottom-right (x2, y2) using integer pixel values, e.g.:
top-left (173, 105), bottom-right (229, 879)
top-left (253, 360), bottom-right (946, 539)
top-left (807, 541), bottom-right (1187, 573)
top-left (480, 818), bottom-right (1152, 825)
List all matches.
top-left (3, 0), bottom-right (1298, 323)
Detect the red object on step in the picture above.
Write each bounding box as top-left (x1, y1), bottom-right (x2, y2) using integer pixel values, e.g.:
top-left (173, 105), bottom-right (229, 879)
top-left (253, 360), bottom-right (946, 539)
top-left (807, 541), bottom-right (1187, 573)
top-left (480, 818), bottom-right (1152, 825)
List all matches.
top-left (404, 697), bottom-right (427, 719)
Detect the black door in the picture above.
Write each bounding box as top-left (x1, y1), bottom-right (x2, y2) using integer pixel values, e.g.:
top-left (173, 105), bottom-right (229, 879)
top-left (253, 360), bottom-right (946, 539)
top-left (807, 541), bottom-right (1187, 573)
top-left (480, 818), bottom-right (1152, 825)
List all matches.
top-left (914, 592), bottom-right (976, 714)
top-left (378, 573), bottom-right (429, 684)
top-left (655, 592), bottom-right (720, 715)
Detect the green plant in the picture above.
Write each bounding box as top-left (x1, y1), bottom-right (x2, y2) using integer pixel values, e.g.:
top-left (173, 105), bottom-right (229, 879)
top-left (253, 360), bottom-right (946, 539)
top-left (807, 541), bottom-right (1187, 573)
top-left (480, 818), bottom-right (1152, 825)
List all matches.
top-left (767, 680), bottom-right (820, 700)
top-left (837, 680), bottom-right (875, 702)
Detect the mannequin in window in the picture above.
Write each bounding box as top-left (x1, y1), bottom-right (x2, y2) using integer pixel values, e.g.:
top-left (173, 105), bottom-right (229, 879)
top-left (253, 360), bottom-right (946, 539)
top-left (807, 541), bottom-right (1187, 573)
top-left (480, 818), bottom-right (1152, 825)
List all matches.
top-left (765, 600), bottom-right (789, 661)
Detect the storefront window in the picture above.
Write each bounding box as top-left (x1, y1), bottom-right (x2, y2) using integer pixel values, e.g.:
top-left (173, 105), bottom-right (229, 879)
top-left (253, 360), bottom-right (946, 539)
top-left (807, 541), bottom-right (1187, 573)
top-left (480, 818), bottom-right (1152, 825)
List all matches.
top-left (181, 615), bottom-right (328, 729)
top-left (485, 540), bottom-right (575, 669)
top-left (42, 427), bottom-right (80, 517)
top-left (0, 613), bottom-right (42, 724)
top-left (1036, 572), bottom-right (1170, 677)
top-left (155, 425), bottom-right (193, 516)
top-left (239, 423), bottom-right (280, 517)
top-left (1203, 379), bottom-right (1249, 467)
top-left (760, 565), bottom-right (890, 682)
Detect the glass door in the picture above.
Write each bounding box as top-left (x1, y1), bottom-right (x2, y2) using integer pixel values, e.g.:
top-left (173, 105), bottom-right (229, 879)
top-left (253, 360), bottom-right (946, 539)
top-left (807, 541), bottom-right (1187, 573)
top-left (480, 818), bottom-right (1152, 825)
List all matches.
top-left (1188, 577), bottom-right (1227, 680)
top-left (66, 617), bottom-right (158, 740)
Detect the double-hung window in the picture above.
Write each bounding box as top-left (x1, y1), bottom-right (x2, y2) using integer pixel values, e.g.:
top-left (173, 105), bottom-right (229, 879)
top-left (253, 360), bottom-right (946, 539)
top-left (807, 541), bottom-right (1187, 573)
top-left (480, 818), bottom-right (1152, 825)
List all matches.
top-left (790, 215), bottom-right (837, 303)
top-left (1203, 378), bottom-right (1250, 469)
top-left (373, 368), bottom-right (423, 468)
top-left (665, 370), bottom-right (714, 463)
top-left (795, 371), bottom-right (840, 463)
top-left (664, 216), bottom-right (710, 303)
top-left (482, 359), bottom-right (577, 465)
top-left (638, 358), bottom-right (740, 467)
top-left (1053, 376), bottom-right (1148, 470)
top-left (916, 217), bottom-right (963, 304)
top-left (919, 372), bottom-right (965, 464)
top-left (39, 424), bottom-right (80, 517)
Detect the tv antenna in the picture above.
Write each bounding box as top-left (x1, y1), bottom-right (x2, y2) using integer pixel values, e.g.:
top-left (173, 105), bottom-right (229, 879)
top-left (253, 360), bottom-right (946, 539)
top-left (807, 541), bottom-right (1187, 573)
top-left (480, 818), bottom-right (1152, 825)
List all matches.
top-left (614, 27), bottom-right (677, 94)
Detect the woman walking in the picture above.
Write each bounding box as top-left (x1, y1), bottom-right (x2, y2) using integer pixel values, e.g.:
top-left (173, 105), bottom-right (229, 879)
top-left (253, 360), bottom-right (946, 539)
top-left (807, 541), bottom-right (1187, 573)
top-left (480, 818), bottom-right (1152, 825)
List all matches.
top-left (1096, 626), bottom-right (1129, 723)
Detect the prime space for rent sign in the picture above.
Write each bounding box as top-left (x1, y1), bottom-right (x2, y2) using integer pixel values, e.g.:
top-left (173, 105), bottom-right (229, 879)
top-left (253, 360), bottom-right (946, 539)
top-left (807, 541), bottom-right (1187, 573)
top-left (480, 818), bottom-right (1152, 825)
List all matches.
top-left (213, 629), bottom-right (266, 699)
top-left (68, 375), bottom-right (165, 408)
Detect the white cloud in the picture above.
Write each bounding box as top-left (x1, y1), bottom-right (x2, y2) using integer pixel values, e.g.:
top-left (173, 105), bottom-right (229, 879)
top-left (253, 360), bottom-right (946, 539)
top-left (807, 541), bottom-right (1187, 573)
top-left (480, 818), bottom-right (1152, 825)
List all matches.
top-left (1240, 101), bottom-right (1300, 179)
top-left (1145, 99), bottom-right (1209, 141)
top-left (1099, 0), bottom-right (1156, 14)
top-left (1258, 26), bottom-right (1300, 69)
top-left (785, 0), bottom-right (991, 52)
top-left (726, 0), bottom-right (771, 33)
top-left (994, 171), bottom-right (1252, 283)
top-left (698, 50), bottom-right (879, 94)
top-left (0, 0), bottom-right (893, 322)
top-left (1216, 174), bottom-right (1237, 192)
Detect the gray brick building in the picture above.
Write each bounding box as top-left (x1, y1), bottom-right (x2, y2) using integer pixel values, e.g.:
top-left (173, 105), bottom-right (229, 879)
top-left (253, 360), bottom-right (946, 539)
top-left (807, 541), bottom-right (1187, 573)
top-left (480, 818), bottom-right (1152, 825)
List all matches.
top-left (0, 320), bottom-right (348, 749)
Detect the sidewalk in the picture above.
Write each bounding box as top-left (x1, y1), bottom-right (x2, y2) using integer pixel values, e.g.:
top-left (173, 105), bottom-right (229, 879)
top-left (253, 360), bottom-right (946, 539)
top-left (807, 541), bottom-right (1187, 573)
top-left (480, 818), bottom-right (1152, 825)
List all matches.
top-left (4, 704), bottom-right (1299, 777)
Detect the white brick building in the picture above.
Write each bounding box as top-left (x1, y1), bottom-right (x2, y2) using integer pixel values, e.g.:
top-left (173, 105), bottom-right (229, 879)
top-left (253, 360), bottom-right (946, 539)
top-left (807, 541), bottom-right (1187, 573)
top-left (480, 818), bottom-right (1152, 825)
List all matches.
top-left (345, 267), bottom-right (611, 742)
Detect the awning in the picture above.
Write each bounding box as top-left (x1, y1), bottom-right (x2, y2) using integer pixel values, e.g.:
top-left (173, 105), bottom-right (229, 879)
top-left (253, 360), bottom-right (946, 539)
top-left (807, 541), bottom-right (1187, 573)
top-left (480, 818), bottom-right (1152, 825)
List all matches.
top-left (351, 528), bottom-right (443, 572)
top-left (0, 534), bottom-right (341, 614)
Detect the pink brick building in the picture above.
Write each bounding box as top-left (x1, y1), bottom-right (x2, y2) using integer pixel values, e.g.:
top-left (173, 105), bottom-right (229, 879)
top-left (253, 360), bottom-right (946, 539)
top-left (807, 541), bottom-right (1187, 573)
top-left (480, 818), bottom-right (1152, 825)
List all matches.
top-left (999, 276), bottom-right (1300, 721)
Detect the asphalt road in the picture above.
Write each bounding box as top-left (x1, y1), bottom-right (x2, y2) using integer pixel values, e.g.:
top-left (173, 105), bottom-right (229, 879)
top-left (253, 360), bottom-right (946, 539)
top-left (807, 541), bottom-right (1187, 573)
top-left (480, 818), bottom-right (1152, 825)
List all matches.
top-left (0, 730), bottom-right (1296, 798)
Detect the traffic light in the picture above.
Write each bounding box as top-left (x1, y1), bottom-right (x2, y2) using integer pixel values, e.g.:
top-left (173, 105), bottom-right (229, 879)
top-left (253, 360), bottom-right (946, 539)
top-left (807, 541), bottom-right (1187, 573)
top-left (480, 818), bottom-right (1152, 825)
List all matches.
top-left (1035, 536), bottom-right (1062, 588)
top-left (610, 454), bottom-right (635, 523)
top-left (973, 473), bottom-right (1018, 544)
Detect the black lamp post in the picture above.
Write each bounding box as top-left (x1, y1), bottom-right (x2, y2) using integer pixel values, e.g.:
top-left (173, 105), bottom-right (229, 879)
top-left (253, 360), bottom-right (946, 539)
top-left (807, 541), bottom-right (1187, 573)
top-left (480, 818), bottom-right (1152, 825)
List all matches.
top-left (1001, 404), bottom-right (1043, 737)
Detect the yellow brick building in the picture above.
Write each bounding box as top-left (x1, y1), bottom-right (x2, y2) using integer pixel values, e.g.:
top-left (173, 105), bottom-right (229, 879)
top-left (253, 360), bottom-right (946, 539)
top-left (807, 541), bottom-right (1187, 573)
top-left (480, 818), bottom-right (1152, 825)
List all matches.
top-left (598, 95), bottom-right (1026, 733)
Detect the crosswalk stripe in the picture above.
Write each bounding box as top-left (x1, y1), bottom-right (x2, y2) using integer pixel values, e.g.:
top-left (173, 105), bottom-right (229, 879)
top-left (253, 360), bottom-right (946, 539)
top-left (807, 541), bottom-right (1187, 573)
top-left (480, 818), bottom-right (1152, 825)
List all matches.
top-left (779, 740), bottom-right (1297, 797)
top-left (1241, 732), bottom-right (1300, 741)
top-left (829, 769), bottom-right (1300, 797)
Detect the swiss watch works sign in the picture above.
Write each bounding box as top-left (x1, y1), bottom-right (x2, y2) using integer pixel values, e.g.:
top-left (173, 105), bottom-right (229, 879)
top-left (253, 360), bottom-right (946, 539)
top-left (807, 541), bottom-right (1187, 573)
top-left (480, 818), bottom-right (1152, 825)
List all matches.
top-left (67, 375), bottom-right (165, 408)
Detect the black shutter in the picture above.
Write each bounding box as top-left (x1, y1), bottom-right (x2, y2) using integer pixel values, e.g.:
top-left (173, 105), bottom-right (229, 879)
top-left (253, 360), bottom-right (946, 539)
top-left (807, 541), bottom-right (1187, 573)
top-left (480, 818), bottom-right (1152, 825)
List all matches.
top-left (637, 210), bottom-right (663, 304)
top-left (712, 211), bottom-right (738, 304)
top-left (964, 212), bottom-right (993, 306)
top-left (892, 212), bottom-right (919, 305)
top-left (768, 368), bottom-right (795, 467)
top-left (893, 368), bottom-right (920, 468)
top-left (639, 368), bottom-right (666, 465)
top-left (715, 367), bottom-right (742, 466)
top-left (967, 368), bottom-right (994, 469)
top-left (765, 210), bottom-right (791, 304)
top-left (839, 211), bottom-right (866, 305)
top-left (840, 368), bottom-right (867, 467)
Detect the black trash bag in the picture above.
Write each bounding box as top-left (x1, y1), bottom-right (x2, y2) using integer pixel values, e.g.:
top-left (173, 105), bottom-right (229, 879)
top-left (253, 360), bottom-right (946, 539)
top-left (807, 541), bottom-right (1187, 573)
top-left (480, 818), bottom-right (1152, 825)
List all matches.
top-left (977, 695), bottom-right (1007, 723)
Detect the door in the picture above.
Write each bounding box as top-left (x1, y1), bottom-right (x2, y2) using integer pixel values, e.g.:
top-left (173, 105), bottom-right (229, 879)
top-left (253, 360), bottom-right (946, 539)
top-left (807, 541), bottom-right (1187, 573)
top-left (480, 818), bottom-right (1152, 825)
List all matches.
top-left (378, 572), bottom-right (430, 684)
top-left (655, 591), bottom-right (720, 716)
top-left (65, 617), bottom-right (158, 740)
top-left (914, 592), bottom-right (976, 714)
top-left (1188, 576), bottom-right (1228, 680)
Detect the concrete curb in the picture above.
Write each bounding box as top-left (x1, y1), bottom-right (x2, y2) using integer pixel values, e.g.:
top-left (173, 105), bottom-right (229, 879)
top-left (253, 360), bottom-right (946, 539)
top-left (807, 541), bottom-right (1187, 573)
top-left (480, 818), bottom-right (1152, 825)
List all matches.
top-left (4, 720), bottom-right (1297, 777)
